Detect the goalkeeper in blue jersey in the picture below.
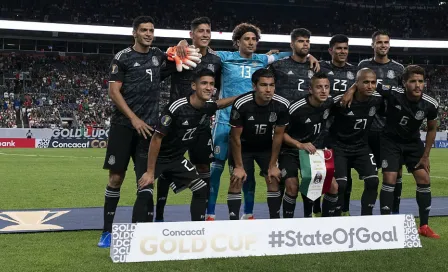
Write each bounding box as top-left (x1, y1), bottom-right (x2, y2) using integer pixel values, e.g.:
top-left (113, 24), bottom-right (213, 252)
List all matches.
top-left (206, 23), bottom-right (320, 221)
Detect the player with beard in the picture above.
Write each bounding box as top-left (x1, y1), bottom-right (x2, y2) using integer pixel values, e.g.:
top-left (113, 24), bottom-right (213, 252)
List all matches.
top-left (206, 23), bottom-right (320, 221)
top-left (354, 30), bottom-right (405, 215)
top-left (319, 34), bottom-right (358, 216)
top-left (155, 17), bottom-right (222, 222)
top-left (98, 16), bottom-right (192, 248)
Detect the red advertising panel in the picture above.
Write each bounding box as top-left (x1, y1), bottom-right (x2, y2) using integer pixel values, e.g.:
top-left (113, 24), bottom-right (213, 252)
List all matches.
top-left (0, 138), bottom-right (36, 148)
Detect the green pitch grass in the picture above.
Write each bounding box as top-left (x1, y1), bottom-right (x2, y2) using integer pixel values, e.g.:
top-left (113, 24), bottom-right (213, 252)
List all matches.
top-left (1, 148), bottom-right (447, 272)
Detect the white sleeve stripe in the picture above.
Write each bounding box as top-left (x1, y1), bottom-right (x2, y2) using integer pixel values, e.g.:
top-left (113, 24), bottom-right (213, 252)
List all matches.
top-left (235, 95), bottom-right (253, 109)
top-left (422, 95), bottom-right (439, 108)
top-left (114, 48), bottom-right (131, 60)
top-left (273, 94), bottom-right (290, 108)
top-left (169, 98), bottom-right (188, 113)
top-left (289, 101), bottom-right (307, 114)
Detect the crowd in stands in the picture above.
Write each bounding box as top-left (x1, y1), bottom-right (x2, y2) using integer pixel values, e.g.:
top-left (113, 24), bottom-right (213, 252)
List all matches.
top-left (1, 0), bottom-right (447, 39)
top-left (1, 52), bottom-right (447, 131)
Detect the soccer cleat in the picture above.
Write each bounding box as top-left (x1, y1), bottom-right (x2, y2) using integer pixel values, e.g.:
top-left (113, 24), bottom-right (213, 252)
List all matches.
top-left (97, 231), bottom-right (111, 248)
top-left (205, 215), bottom-right (215, 221)
top-left (341, 211), bottom-right (350, 216)
top-left (155, 219), bottom-right (164, 222)
top-left (241, 214), bottom-right (255, 220)
top-left (312, 212), bottom-right (322, 218)
top-left (418, 225), bottom-right (440, 239)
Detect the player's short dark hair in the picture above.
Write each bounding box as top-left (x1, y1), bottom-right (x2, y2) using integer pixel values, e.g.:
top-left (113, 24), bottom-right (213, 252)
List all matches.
top-left (132, 16), bottom-right (155, 31)
top-left (251, 68), bottom-right (275, 84)
top-left (371, 30), bottom-right (390, 41)
top-left (329, 34), bottom-right (349, 48)
top-left (290, 28), bottom-right (311, 42)
top-left (232, 23), bottom-right (261, 48)
top-left (310, 71), bottom-right (329, 85)
top-left (193, 68), bottom-right (215, 82)
top-left (402, 65), bottom-right (425, 82)
top-left (191, 17), bottom-right (211, 32)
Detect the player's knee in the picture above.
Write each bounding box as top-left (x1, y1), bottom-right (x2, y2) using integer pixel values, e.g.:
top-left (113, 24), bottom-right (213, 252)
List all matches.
top-left (191, 180), bottom-right (208, 199)
top-left (212, 159), bottom-right (225, 168)
top-left (229, 181), bottom-right (243, 192)
top-left (285, 178), bottom-right (298, 195)
top-left (196, 164), bottom-right (210, 174)
top-left (336, 178), bottom-right (347, 193)
top-left (364, 176), bottom-right (379, 191)
top-left (329, 179), bottom-right (339, 194)
top-left (137, 187), bottom-right (154, 200)
top-left (109, 171), bottom-right (125, 188)
top-left (383, 172), bottom-right (397, 185)
top-left (414, 170), bottom-right (430, 185)
top-left (266, 181), bottom-right (279, 192)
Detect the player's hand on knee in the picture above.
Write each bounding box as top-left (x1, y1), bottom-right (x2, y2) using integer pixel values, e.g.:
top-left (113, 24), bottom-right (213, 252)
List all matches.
top-left (267, 166), bottom-right (281, 184)
top-left (298, 142), bottom-right (316, 155)
top-left (415, 156), bottom-right (430, 173)
top-left (131, 117), bottom-right (153, 139)
top-left (231, 167), bottom-right (247, 184)
top-left (138, 172), bottom-right (155, 190)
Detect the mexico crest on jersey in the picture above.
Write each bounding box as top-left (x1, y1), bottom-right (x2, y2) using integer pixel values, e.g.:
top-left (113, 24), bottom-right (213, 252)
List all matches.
top-left (308, 70), bottom-right (314, 79)
top-left (415, 110), bottom-right (425, 120)
top-left (347, 71), bottom-right (355, 80)
top-left (207, 64), bottom-right (215, 72)
top-left (387, 70), bottom-right (395, 79)
top-left (323, 109), bottom-right (330, 120)
top-left (152, 56), bottom-right (159, 66)
top-left (269, 112), bottom-right (277, 122)
top-left (369, 106), bottom-right (376, 116)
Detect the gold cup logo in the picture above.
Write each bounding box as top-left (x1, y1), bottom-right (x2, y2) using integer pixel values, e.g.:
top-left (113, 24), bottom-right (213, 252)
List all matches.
top-left (0, 210), bottom-right (70, 232)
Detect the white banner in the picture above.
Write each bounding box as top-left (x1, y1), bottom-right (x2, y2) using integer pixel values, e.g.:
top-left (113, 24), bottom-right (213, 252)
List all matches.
top-left (110, 214), bottom-right (421, 263)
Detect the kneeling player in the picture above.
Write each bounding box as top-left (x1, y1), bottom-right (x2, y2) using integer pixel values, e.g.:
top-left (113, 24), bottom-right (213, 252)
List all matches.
top-left (330, 68), bottom-right (382, 216)
top-left (279, 72), bottom-right (339, 218)
top-left (227, 69), bottom-right (289, 219)
top-left (138, 69), bottom-right (235, 221)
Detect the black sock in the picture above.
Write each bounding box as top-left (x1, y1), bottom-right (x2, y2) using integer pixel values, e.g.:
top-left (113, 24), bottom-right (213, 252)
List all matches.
top-left (227, 192), bottom-right (242, 220)
top-left (279, 181), bottom-right (286, 200)
top-left (103, 186), bottom-right (120, 233)
top-left (267, 191), bottom-right (281, 219)
top-left (146, 194), bottom-right (154, 222)
top-left (416, 184), bottom-right (431, 227)
top-left (132, 188), bottom-right (153, 223)
top-left (313, 197), bottom-right (322, 214)
top-left (301, 193), bottom-right (314, 218)
top-left (322, 193), bottom-right (338, 217)
top-left (343, 175), bottom-right (353, 212)
top-left (335, 178), bottom-right (347, 216)
top-left (198, 172), bottom-right (211, 202)
top-left (393, 177), bottom-right (403, 214)
top-left (283, 193), bottom-right (297, 218)
top-left (155, 175), bottom-right (170, 221)
top-left (361, 177), bottom-right (379, 216)
top-left (190, 179), bottom-right (208, 221)
top-left (380, 182), bottom-right (395, 215)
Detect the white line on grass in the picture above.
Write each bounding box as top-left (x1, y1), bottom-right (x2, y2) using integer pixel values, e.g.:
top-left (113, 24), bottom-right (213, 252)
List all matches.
top-left (402, 173), bottom-right (448, 180)
top-left (0, 152), bottom-right (103, 159)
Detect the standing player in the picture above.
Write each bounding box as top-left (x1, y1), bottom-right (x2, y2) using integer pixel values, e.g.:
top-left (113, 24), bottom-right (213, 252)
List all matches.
top-left (137, 69), bottom-right (236, 221)
top-left (98, 16), bottom-right (191, 248)
top-left (279, 72), bottom-right (339, 218)
top-left (330, 68), bottom-right (382, 216)
top-left (207, 23), bottom-right (319, 221)
top-left (268, 28), bottom-right (322, 216)
top-left (227, 69), bottom-right (289, 219)
top-left (155, 17), bottom-right (222, 222)
top-left (319, 34), bottom-right (358, 216)
top-left (356, 30), bottom-right (405, 215)
top-left (344, 65), bottom-right (439, 238)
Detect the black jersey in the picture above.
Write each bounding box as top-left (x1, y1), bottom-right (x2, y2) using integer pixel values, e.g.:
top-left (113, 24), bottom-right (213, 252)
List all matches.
top-left (230, 92), bottom-right (289, 151)
top-left (268, 57), bottom-right (314, 102)
top-left (319, 60), bottom-right (358, 95)
top-left (167, 48), bottom-right (222, 102)
top-left (155, 97), bottom-right (218, 160)
top-left (376, 84), bottom-right (439, 143)
top-left (109, 46), bottom-right (168, 128)
top-left (358, 58), bottom-right (405, 131)
top-left (284, 96), bottom-right (333, 149)
top-left (330, 93), bottom-right (383, 151)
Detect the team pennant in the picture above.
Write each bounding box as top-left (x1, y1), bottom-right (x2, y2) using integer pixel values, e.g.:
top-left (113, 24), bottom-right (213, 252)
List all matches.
top-left (299, 149), bottom-right (335, 201)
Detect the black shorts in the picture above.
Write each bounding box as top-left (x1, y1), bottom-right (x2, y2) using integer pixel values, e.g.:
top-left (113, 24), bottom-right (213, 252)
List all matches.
top-left (368, 130), bottom-right (381, 163)
top-left (188, 127), bottom-right (214, 165)
top-left (278, 149), bottom-right (300, 180)
top-left (154, 157), bottom-right (201, 194)
top-left (103, 124), bottom-right (150, 173)
top-left (228, 149), bottom-right (271, 176)
top-left (380, 134), bottom-right (425, 173)
top-left (334, 146), bottom-right (378, 181)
